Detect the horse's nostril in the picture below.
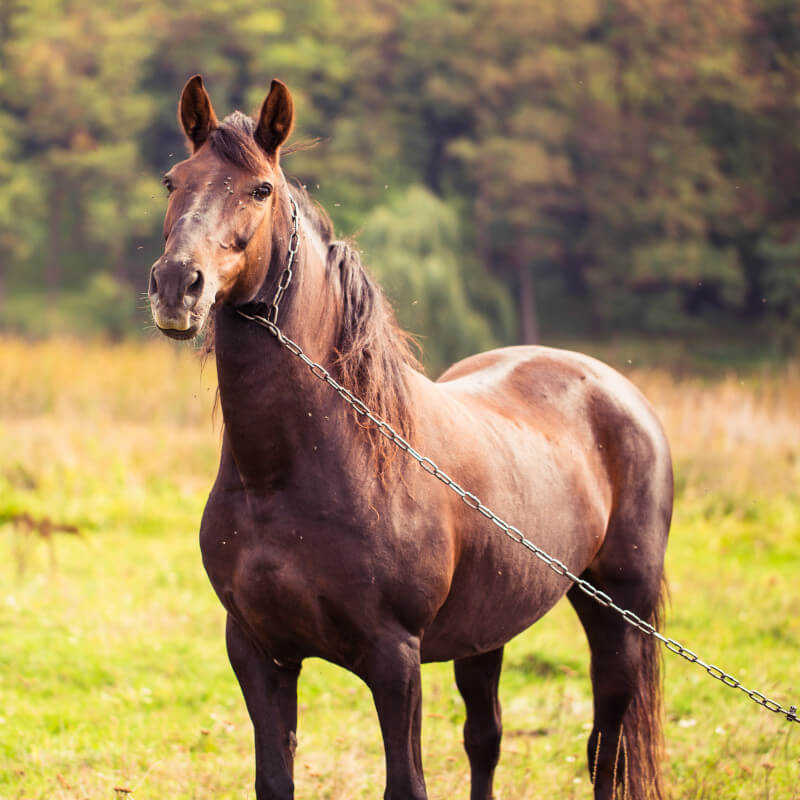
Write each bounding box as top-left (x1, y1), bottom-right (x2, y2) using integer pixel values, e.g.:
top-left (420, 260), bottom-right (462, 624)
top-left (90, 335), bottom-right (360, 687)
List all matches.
top-left (187, 270), bottom-right (204, 296)
top-left (148, 268), bottom-right (158, 296)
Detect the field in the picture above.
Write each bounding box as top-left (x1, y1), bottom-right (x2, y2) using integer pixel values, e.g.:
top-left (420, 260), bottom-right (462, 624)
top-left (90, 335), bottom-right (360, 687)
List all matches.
top-left (0, 336), bottom-right (798, 799)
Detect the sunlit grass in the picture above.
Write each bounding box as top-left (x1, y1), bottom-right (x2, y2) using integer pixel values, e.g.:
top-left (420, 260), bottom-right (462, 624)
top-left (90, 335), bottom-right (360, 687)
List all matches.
top-left (0, 337), bottom-right (798, 798)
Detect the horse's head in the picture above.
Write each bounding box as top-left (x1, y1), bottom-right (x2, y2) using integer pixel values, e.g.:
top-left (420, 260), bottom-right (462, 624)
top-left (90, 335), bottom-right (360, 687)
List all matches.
top-left (148, 75), bottom-right (295, 339)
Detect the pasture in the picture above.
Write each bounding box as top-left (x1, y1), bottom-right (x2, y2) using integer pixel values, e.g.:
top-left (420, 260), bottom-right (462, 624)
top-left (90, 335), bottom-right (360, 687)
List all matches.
top-left (0, 337), bottom-right (798, 799)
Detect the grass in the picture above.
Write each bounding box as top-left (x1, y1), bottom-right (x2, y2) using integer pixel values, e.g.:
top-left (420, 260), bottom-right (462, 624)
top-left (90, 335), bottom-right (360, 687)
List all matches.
top-left (0, 335), bottom-right (798, 799)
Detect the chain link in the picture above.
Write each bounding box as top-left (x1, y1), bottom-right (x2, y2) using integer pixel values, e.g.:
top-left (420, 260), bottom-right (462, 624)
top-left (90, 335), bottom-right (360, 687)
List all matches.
top-left (267, 195), bottom-right (300, 326)
top-left (235, 195), bottom-right (799, 727)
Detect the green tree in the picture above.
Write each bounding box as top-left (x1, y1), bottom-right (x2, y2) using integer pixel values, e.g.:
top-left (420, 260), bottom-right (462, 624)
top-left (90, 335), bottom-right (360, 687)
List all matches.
top-left (1, 0), bottom-right (798, 352)
top-left (2, 0), bottom-right (160, 299)
top-left (359, 185), bottom-right (513, 375)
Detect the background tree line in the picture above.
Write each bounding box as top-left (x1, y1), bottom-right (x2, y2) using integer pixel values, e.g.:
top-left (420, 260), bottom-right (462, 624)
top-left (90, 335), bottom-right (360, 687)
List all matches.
top-left (1, 0), bottom-right (798, 370)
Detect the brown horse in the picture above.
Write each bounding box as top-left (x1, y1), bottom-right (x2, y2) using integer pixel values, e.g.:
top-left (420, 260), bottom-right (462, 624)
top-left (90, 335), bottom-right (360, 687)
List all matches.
top-left (149, 75), bottom-right (672, 800)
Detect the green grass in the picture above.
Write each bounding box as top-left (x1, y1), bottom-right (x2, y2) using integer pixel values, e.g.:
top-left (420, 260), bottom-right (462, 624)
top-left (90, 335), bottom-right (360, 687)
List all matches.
top-left (0, 338), bottom-right (798, 798)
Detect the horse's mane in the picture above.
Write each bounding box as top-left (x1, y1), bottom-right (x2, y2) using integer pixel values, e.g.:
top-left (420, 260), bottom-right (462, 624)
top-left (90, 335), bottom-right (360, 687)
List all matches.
top-left (327, 239), bottom-right (420, 469)
top-left (207, 112), bottom-right (420, 468)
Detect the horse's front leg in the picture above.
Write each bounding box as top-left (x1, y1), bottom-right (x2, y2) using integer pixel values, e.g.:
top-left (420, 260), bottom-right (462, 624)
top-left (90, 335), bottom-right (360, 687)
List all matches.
top-left (362, 633), bottom-right (428, 800)
top-left (226, 615), bottom-right (301, 800)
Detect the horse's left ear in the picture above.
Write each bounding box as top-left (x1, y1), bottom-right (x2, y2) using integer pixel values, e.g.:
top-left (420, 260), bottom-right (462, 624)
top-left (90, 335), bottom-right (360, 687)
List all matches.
top-left (255, 79), bottom-right (294, 158)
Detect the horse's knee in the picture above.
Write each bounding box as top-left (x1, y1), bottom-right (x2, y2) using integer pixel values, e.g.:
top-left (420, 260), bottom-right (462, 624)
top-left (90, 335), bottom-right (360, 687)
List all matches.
top-left (463, 717), bottom-right (502, 767)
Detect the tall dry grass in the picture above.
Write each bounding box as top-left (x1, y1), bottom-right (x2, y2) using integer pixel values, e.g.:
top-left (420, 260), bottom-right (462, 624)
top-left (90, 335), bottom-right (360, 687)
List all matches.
top-left (0, 337), bottom-right (220, 523)
top-left (2, 335), bottom-right (798, 498)
top-left (632, 365), bottom-right (800, 498)
top-left (0, 335), bottom-right (216, 423)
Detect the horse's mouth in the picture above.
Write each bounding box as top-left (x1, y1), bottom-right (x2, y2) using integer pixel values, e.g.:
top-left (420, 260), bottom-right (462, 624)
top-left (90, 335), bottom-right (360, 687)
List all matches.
top-left (157, 323), bottom-right (201, 340)
top-left (152, 304), bottom-right (210, 340)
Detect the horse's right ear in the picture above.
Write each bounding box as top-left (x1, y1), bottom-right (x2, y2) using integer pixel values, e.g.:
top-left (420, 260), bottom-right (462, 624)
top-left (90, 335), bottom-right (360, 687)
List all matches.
top-left (179, 75), bottom-right (219, 152)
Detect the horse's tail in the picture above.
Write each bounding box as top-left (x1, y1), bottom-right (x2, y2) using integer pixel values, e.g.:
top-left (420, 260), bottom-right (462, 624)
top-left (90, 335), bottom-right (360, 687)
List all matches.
top-left (621, 573), bottom-right (667, 800)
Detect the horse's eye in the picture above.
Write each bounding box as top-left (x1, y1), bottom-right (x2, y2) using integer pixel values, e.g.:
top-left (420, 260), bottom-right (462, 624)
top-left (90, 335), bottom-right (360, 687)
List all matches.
top-left (252, 183), bottom-right (272, 201)
top-left (163, 176), bottom-right (175, 194)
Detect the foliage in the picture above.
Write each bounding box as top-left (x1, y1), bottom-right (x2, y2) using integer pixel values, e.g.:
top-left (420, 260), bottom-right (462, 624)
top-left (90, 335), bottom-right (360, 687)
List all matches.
top-left (359, 185), bottom-right (514, 375)
top-left (1, 0), bottom-right (799, 361)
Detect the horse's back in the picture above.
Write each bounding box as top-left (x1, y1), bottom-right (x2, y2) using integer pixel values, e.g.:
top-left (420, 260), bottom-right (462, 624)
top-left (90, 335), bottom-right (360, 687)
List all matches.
top-left (436, 345), bottom-right (671, 478)
top-left (437, 343), bottom-right (673, 532)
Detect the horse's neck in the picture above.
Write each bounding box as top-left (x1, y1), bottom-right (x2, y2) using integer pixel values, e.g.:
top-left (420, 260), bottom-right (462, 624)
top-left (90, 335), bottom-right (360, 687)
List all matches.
top-left (214, 232), bottom-right (347, 491)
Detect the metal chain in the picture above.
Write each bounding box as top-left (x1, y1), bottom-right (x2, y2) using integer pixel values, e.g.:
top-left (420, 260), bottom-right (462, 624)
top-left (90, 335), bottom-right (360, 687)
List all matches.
top-left (236, 196), bottom-right (799, 726)
top-left (266, 194), bottom-right (300, 326)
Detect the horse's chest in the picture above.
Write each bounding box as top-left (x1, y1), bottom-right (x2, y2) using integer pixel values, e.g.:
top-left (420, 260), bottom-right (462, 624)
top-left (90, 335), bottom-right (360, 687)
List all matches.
top-left (198, 491), bottom-right (393, 663)
top-left (200, 498), bottom-right (306, 609)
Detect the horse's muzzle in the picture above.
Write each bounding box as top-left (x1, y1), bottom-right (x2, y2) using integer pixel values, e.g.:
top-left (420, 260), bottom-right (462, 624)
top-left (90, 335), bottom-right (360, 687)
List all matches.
top-left (148, 258), bottom-right (206, 336)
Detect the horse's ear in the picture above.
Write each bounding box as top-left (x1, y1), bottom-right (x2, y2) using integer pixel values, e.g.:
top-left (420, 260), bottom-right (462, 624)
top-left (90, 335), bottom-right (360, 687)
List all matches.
top-left (179, 74), bottom-right (219, 152)
top-left (254, 79), bottom-right (294, 158)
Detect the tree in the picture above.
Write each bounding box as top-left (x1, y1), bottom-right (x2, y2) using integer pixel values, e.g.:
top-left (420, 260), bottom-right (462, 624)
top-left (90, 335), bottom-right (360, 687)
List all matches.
top-left (0, 0), bottom-right (798, 351)
top-left (359, 185), bottom-right (513, 374)
top-left (2, 0), bottom-right (160, 298)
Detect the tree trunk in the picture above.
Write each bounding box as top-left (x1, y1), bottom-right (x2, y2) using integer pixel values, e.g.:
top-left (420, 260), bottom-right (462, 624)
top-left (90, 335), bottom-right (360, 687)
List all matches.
top-left (737, 235), bottom-right (766, 318)
top-left (474, 185), bottom-right (490, 274)
top-left (0, 265), bottom-right (6, 318)
top-left (46, 184), bottom-right (64, 302)
top-left (515, 252), bottom-right (539, 344)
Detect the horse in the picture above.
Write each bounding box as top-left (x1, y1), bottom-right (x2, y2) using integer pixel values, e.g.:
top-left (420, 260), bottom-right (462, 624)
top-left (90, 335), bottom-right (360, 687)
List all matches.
top-left (148, 75), bottom-right (672, 800)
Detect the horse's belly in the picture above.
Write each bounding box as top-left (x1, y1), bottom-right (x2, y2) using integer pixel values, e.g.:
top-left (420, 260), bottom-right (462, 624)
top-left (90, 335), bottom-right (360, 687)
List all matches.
top-left (420, 561), bottom-right (571, 662)
top-left (419, 476), bottom-right (607, 662)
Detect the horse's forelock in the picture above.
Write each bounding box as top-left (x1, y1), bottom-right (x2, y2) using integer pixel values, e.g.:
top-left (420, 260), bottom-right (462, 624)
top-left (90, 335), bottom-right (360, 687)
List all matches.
top-left (208, 112), bottom-right (268, 175)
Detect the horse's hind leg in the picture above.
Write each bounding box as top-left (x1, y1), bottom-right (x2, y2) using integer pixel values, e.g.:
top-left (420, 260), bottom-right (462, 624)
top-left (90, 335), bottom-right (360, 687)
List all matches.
top-left (226, 615), bottom-right (301, 799)
top-left (454, 647), bottom-right (504, 800)
top-left (568, 567), bottom-right (666, 800)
